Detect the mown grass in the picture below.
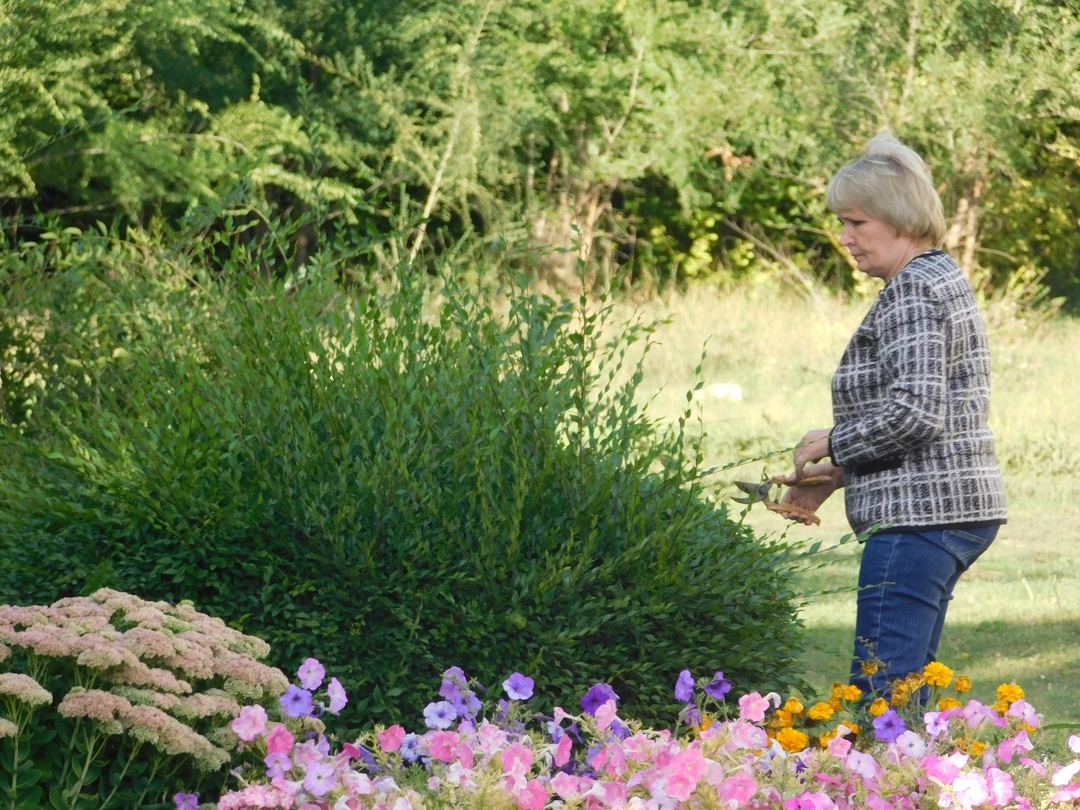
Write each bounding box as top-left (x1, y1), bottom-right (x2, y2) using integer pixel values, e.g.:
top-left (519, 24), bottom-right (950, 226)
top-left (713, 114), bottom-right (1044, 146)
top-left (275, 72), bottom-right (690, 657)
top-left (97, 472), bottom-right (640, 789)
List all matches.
top-left (618, 281), bottom-right (1080, 741)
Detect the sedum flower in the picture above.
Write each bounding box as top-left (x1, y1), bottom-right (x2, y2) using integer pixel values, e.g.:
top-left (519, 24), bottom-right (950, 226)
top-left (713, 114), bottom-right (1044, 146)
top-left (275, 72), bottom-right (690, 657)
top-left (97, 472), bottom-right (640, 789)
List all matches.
top-left (0, 672), bottom-right (52, 708)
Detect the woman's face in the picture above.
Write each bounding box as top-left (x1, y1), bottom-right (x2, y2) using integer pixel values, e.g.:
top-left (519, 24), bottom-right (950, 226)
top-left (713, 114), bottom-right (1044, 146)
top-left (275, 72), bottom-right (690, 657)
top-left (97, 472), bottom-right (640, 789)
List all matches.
top-left (837, 208), bottom-right (924, 282)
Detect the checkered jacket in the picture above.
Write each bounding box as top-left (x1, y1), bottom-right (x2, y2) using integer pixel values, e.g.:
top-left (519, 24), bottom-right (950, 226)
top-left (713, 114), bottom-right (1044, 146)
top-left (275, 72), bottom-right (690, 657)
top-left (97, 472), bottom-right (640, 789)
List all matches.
top-left (829, 250), bottom-right (1007, 535)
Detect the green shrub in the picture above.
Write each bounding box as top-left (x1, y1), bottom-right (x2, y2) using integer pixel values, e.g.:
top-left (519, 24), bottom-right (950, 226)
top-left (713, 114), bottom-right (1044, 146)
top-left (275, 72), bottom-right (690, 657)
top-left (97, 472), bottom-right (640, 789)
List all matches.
top-left (0, 246), bottom-right (808, 731)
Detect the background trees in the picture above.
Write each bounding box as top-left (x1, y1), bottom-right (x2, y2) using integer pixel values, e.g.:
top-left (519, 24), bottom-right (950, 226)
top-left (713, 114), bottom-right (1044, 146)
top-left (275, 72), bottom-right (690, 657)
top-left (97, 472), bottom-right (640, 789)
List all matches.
top-left (3, 0), bottom-right (1078, 301)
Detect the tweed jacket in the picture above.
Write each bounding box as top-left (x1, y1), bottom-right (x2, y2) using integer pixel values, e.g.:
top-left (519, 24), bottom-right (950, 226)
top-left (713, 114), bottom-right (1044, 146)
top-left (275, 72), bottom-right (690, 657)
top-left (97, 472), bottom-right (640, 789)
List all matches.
top-left (829, 250), bottom-right (1008, 536)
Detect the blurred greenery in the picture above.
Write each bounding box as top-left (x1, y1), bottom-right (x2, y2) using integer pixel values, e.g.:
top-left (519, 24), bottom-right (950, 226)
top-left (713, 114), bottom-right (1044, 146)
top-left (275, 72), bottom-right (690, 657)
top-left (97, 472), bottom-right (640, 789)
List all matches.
top-left (2, 0), bottom-right (1080, 303)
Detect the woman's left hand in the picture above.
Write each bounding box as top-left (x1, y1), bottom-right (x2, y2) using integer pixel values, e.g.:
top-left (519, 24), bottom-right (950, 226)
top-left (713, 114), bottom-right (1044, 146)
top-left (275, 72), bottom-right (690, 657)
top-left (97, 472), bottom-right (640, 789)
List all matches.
top-left (794, 428), bottom-right (832, 478)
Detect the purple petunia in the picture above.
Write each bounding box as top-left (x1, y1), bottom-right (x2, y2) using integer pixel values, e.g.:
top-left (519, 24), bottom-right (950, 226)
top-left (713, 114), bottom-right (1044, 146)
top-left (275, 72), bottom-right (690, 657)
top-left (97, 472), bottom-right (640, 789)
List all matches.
top-left (423, 700), bottom-right (457, 729)
top-left (279, 684), bottom-right (314, 718)
top-left (503, 672), bottom-right (535, 701)
top-left (674, 669), bottom-right (695, 702)
top-left (400, 732), bottom-right (422, 763)
top-left (873, 709), bottom-right (907, 744)
top-left (174, 793), bottom-right (199, 810)
top-left (297, 657), bottom-right (325, 691)
top-left (581, 683), bottom-right (619, 717)
top-left (704, 671), bottom-right (733, 700)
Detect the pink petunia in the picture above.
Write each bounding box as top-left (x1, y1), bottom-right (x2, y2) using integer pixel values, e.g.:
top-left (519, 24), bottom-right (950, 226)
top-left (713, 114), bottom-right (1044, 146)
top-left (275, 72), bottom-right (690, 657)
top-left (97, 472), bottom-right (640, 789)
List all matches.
top-left (738, 693), bottom-right (772, 723)
top-left (265, 723), bottom-right (295, 756)
top-left (664, 746), bottom-right (707, 801)
top-left (230, 704), bottom-right (268, 742)
top-left (998, 730), bottom-right (1034, 763)
top-left (986, 766), bottom-right (1016, 806)
top-left (952, 773), bottom-right (990, 808)
top-left (595, 699), bottom-right (617, 731)
top-left (717, 769), bottom-right (758, 807)
top-left (554, 733), bottom-right (573, 767)
top-left (515, 778), bottom-right (549, 810)
top-left (550, 771), bottom-right (583, 801)
top-left (500, 742), bottom-right (534, 778)
top-left (327, 677), bottom-right (348, 714)
top-left (426, 730), bottom-right (460, 763)
top-left (378, 725), bottom-right (406, 752)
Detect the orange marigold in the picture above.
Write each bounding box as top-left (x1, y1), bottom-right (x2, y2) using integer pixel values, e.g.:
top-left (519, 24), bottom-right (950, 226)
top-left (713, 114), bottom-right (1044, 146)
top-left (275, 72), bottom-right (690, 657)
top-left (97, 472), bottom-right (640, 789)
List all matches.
top-left (890, 686), bottom-right (911, 708)
top-left (768, 709), bottom-right (794, 730)
top-left (868, 698), bottom-right (890, 717)
top-left (808, 702), bottom-right (834, 722)
top-left (923, 662), bottom-right (953, 688)
top-left (996, 683), bottom-right (1024, 705)
top-left (954, 676), bottom-right (972, 694)
top-left (776, 727), bottom-right (810, 753)
top-left (937, 697), bottom-right (962, 711)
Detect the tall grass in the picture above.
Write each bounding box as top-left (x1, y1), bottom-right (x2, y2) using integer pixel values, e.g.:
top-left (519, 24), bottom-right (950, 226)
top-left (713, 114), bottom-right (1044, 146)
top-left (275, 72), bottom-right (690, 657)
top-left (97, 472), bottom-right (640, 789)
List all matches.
top-left (620, 281), bottom-right (1080, 735)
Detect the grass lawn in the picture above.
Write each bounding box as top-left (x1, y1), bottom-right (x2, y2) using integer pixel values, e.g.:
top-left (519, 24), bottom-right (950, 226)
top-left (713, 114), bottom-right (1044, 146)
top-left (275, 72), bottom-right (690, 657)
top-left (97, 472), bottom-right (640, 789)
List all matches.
top-left (618, 281), bottom-right (1080, 746)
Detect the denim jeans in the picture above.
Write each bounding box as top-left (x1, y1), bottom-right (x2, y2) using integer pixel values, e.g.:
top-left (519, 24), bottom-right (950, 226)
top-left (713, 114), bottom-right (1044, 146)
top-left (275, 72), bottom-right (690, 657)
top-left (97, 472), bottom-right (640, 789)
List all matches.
top-left (850, 525), bottom-right (998, 696)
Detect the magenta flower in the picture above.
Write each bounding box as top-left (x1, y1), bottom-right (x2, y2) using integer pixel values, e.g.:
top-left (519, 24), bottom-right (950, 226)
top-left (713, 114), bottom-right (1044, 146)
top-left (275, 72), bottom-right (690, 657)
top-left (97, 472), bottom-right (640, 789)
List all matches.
top-left (327, 676), bottom-right (347, 714)
top-left (230, 704), bottom-right (268, 742)
top-left (738, 692), bottom-right (772, 723)
top-left (674, 669), bottom-right (694, 702)
top-left (265, 724), bottom-right (295, 755)
top-left (502, 672), bottom-right (535, 701)
top-left (664, 747), bottom-right (707, 800)
top-left (297, 658), bottom-right (325, 691)
top-left (280, 684), bottom-right (314, 717)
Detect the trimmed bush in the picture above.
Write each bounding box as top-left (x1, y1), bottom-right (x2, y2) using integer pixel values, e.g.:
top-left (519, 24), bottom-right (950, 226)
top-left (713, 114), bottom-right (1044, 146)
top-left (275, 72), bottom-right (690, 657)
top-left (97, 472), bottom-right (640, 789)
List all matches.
top-left (0, 255), bottom-right (808, 731)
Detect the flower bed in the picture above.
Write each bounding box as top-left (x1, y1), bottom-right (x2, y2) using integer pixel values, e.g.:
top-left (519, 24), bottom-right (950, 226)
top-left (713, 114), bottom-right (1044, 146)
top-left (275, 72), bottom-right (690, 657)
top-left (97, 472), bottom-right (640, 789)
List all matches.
top-left (207, 662), bottom-right (1080, 810)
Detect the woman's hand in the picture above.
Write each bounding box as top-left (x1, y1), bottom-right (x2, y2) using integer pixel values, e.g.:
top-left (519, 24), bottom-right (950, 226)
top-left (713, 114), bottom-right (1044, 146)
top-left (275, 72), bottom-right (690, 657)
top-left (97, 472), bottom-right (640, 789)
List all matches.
top-left (774, 462), bottom-right (844, 526)
top-left (794, 428), bottom-right (833, 478)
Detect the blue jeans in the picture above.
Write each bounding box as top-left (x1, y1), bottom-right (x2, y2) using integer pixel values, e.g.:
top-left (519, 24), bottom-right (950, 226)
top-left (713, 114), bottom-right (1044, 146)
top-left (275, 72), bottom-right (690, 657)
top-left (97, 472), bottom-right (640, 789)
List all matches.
top-left (850, 525), bottom-right (998, 696)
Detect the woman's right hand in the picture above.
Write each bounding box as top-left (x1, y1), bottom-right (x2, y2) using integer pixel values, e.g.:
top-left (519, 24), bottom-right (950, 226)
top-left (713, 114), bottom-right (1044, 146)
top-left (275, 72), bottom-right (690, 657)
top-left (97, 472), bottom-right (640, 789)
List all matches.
top-left (774, 462), bottom-right (844, 525)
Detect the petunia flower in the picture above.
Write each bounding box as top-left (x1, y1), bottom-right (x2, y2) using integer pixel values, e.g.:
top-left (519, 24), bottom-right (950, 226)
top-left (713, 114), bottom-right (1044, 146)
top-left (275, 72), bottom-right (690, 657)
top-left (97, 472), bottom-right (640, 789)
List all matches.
top-left (581, 683), bottom-right (619, 717)
top-left (297, 658), bottom-right (326, 691)
top-left (230, 704), bottom-right (268, 742)
top-left (503, 672), bottom-right (535, 701)
top-left (705, 671), bottom-right (733, 700)
top-left (423, 700), bottom-right (457, 729)
top-left (674, 670), bottom-right (695, 702)
top-left (173, 793), bottom-right (199, 810)
top-left (872, 709), bottom-right (905, 744)
top-left (327, 677), bottom-right (348, 714)
top-left (279, 685), bottom-right (314, 718)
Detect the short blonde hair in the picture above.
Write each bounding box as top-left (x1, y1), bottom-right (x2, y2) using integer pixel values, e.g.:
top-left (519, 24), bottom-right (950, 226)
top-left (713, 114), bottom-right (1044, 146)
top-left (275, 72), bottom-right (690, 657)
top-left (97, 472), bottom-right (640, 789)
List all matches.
top-left (826, 133), bottom-right (946, 245)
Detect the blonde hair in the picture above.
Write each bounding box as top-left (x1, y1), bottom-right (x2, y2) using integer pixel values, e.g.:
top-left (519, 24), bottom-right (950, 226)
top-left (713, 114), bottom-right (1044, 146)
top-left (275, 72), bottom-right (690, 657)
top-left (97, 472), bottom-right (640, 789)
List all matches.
top-left (826, 133), bottom-right (946, 245)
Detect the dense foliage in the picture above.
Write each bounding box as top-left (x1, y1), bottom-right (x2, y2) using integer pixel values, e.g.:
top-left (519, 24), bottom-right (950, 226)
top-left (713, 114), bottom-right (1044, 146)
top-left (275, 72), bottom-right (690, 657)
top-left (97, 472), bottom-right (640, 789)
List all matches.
top-left (0, 230), bottom-right (809, 731)
top-left (2, 0), bottom-right (1079, 302)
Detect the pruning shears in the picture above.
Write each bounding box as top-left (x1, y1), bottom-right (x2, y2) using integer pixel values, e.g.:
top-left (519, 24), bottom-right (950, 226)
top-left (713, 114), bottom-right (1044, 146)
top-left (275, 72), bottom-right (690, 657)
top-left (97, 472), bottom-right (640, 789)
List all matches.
top-left (732, 474), bottom-right (832, 526)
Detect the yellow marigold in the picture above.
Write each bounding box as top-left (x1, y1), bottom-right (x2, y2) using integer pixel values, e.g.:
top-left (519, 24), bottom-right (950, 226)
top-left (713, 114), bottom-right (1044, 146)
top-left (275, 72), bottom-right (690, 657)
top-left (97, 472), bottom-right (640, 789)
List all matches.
top-left (937, 697), bottom-right (962, 711)
top-left (996, 683), bottom-right (1024, 705)
top-left (776, 727), bottom-right (810, 753)
top-left (923, 662), bottom-right (954, 688)
top-left (860, 660), bottom-right (880, 676)
top-left (993, 699), bottom-right (1011, 714)
top-left (954, 676), bottom-right (972, 694)
top-left (829, 682), bottom-right (847, 701)
top-left (828, 697), bottom-right (843, 712)
top-left (808, 702), bottom-right (834, 722)
top-left (783, 697), bottom-right (805, 716)
top-left (768, 709), bottom-right (794, 730)
top-left (841, 685), bottom-right (862, 702)
top-left (868, 698), bottom-right (890, 717)
top-left (818, 729), bottom-right (838, 748)
top-left (967, 739), bottom-right (987, 756)
top-left (890, 686), bottom-right (911, 708)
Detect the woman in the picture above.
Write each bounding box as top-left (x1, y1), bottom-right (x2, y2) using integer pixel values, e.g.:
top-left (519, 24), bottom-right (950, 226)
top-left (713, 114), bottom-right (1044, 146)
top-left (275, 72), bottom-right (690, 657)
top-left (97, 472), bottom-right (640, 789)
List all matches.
top-left (778, 133), bottom-right (1007, 696)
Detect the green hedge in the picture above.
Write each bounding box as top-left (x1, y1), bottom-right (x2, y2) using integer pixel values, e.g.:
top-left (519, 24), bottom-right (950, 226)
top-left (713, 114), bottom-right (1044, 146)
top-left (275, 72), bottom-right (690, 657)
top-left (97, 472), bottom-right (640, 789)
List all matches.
top-left (0, 256), bottom-right (808, 731)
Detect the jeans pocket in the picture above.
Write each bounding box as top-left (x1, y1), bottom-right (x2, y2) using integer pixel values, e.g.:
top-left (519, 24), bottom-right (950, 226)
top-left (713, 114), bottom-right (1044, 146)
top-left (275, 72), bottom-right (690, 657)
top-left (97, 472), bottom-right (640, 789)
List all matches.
top-left (939, 526), bottom-right (998, 569)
